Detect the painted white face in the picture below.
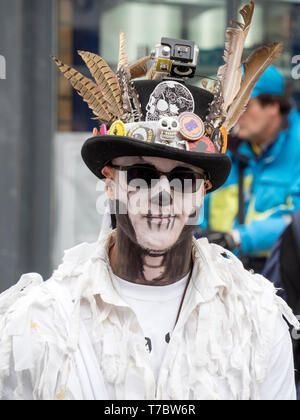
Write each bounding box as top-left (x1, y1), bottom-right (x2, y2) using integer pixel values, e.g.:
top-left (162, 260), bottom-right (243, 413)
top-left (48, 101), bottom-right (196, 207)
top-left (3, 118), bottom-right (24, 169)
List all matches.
top-left (110, 156), bottom-right (206, 252)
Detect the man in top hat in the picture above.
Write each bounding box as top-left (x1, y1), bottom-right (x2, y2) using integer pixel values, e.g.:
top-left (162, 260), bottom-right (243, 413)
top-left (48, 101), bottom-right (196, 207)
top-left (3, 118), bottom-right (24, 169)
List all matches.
top-left (0, 1), bottom-right (299, 400)
top-left (200, 65), bottom-right (300, 273)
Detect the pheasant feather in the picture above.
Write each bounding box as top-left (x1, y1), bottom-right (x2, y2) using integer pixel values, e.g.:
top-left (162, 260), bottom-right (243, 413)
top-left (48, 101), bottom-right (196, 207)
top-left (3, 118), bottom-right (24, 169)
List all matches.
top-left (78, 50), bottom-right (123, 117)
top-left (52, 32), bottom-right (145, 124)
top-left (51, 56), bottom-right (114, 123)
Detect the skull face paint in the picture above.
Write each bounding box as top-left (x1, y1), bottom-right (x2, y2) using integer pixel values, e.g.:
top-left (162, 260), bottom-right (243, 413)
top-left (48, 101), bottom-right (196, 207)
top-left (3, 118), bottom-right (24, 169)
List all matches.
top-left (106, 156), bottom-right (207, 285)
top-left (145, 81), bottom-right (195, 121)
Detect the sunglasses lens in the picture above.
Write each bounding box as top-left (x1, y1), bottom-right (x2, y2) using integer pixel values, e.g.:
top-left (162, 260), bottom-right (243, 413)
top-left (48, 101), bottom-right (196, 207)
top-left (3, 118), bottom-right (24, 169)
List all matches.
top-left (170, 171), bottom-right (202, 193)
top-left (127, 166), bottom-right (159, 187)
top-left (125, 165), bottom-right (205, 193)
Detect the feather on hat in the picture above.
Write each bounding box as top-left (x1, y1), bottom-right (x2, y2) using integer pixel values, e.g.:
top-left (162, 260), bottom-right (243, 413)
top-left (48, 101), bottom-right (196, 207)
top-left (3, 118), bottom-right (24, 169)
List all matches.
top-left (205, 0), bottom-right (283, 131)
top-left (52, 31), bottom-right (150, 124)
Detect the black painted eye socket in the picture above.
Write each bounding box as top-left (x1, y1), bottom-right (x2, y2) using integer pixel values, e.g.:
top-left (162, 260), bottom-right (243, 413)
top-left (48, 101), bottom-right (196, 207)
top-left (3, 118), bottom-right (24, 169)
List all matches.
top-left (172, 121), bottom-right (178, 128)
top-left (161, 120), bottom-right (168, 127)
top-left (110, 164), bottom-right (207, 193)
top-left (126, 166), bottom-right (205, 193)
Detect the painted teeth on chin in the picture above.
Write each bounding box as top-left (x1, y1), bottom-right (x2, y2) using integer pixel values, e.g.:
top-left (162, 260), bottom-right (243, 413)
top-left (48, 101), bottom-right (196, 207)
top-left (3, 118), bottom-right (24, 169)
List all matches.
top-left (158, 220), bottom-right (162, 231)
top-left (171, 216), bottom-right (176, 229)
top-left (148, 216), bottom-right (175, 218)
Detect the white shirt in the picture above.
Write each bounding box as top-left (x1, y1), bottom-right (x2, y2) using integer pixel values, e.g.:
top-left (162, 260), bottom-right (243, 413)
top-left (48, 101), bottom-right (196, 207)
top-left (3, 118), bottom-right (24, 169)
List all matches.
top-left (1, 235), bottom-right (299, 400)
top-left (112, 275), bottom-right (295, 400)
top-left (115, 274), bottom-right (189, 381)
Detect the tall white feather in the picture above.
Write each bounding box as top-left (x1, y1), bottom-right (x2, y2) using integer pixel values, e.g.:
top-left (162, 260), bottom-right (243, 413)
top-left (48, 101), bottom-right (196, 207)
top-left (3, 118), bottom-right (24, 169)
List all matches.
top-left (206, 0), bottom-right (254, 128)
top-left (218, 0), bottom-right (254, 113)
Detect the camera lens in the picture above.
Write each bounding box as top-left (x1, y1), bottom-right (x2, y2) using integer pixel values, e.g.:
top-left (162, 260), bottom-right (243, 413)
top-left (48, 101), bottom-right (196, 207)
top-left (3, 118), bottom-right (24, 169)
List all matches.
top-left (162, 46), bottom-right (170, 56)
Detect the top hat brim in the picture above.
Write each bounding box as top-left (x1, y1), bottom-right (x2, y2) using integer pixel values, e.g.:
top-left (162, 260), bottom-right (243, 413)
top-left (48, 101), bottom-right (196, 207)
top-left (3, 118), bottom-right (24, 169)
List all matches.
top-left (81, 135), bottom-right (232, 193)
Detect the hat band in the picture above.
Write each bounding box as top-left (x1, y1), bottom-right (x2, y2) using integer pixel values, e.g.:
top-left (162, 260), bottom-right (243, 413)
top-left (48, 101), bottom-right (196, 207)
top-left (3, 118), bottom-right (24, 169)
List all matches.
top-left (107, 117), bottom-right (220, 155)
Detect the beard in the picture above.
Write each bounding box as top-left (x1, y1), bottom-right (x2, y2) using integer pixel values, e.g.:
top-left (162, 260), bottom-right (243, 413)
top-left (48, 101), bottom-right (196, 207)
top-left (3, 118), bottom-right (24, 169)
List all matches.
top-left (111, 199), bottom-right (197, 284)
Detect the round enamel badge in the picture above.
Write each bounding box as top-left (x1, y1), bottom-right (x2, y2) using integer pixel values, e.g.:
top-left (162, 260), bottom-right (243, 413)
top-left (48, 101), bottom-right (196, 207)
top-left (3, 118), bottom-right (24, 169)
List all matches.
top-left (178, 113), bottom-right (205, 141)
top-left (187, 136), bottom-right (217, 153)
top-left (108, 120), bottom-right (126, 136)
top-left (127, 125), bottom-right (154, 143)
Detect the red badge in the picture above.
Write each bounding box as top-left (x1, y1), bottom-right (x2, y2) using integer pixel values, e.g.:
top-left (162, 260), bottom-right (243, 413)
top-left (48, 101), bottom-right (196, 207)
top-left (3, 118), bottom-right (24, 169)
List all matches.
top-left (187, 136), bottom-right (216, 153)
top-left (178, 112), bottom-right (205, 141)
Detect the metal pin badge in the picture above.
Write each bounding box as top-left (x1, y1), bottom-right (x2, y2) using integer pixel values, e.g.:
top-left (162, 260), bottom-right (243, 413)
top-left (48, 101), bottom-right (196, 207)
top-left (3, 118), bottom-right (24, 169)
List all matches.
top-left (108, 120), bottom-right (126, 136)
top-left (178, 112), bottom-right (205, 141)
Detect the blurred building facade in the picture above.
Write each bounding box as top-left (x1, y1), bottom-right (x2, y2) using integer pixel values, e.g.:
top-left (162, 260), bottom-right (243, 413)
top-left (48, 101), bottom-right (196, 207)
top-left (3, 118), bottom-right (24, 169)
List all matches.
top-left (1, 0), bottom-right (300, 291)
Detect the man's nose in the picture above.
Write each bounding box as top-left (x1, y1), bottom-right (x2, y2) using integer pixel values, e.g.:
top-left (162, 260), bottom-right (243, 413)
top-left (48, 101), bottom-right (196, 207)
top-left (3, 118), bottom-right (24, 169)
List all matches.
top-left (150, 175), bottom-right (173, 206)
top-left (151, 190), bottom-right (173, 206)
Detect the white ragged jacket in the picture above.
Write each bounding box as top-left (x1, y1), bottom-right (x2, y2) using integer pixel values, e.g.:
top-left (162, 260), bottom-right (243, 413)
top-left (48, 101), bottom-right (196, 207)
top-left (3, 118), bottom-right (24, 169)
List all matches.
top-left (0, 232), bottom-right (299, 400)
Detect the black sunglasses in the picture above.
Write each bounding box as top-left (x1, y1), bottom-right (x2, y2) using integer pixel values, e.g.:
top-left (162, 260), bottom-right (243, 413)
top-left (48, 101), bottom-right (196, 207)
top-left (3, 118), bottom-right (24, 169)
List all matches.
top-left (110, 163), bottom-right (207, 193)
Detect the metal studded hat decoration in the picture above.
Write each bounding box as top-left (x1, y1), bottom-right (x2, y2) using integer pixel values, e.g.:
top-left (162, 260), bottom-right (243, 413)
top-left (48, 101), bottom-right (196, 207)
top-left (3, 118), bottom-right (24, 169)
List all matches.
top-left (52, 0), bottom-right (282, 192)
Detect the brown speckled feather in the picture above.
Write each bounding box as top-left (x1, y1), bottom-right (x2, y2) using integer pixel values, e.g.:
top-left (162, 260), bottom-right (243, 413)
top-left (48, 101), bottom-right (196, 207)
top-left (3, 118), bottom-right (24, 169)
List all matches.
top-left (78, 50), bottom-right (123, 117)
top-left (129, 56), bottom-right (150, 79)
top-left (51, 56), bottom-right (114, 123)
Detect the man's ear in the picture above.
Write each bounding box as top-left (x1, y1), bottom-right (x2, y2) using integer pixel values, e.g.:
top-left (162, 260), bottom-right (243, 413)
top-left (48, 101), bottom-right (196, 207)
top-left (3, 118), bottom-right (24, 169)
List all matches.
top-left (102, 166), bottom-right (115, 200)
top-left (204, 180), bottom-right (213, 193)
top-left (102, 165), bottom-right (114, 179)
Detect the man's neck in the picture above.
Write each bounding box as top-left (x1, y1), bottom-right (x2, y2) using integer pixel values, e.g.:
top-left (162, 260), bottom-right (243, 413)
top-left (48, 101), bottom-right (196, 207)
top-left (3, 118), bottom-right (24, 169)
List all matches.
top-left (109, 228), bottom-right (193, 286)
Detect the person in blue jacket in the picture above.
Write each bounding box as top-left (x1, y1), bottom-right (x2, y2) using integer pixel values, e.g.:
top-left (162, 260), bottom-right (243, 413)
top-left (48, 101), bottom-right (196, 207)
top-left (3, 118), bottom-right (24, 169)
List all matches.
top-left (198, 65), bottom-right (300, 272)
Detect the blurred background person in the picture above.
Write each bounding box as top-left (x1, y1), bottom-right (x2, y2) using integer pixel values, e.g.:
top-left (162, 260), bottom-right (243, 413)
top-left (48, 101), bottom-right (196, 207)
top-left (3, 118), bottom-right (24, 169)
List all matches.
top-left (198, 65), bottom-right (300, 273)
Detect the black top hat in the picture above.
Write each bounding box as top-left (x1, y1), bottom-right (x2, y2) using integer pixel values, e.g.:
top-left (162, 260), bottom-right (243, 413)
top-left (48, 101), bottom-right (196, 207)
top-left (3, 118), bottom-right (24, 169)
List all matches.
top-left (81, 79), bottom-right (232, 192)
